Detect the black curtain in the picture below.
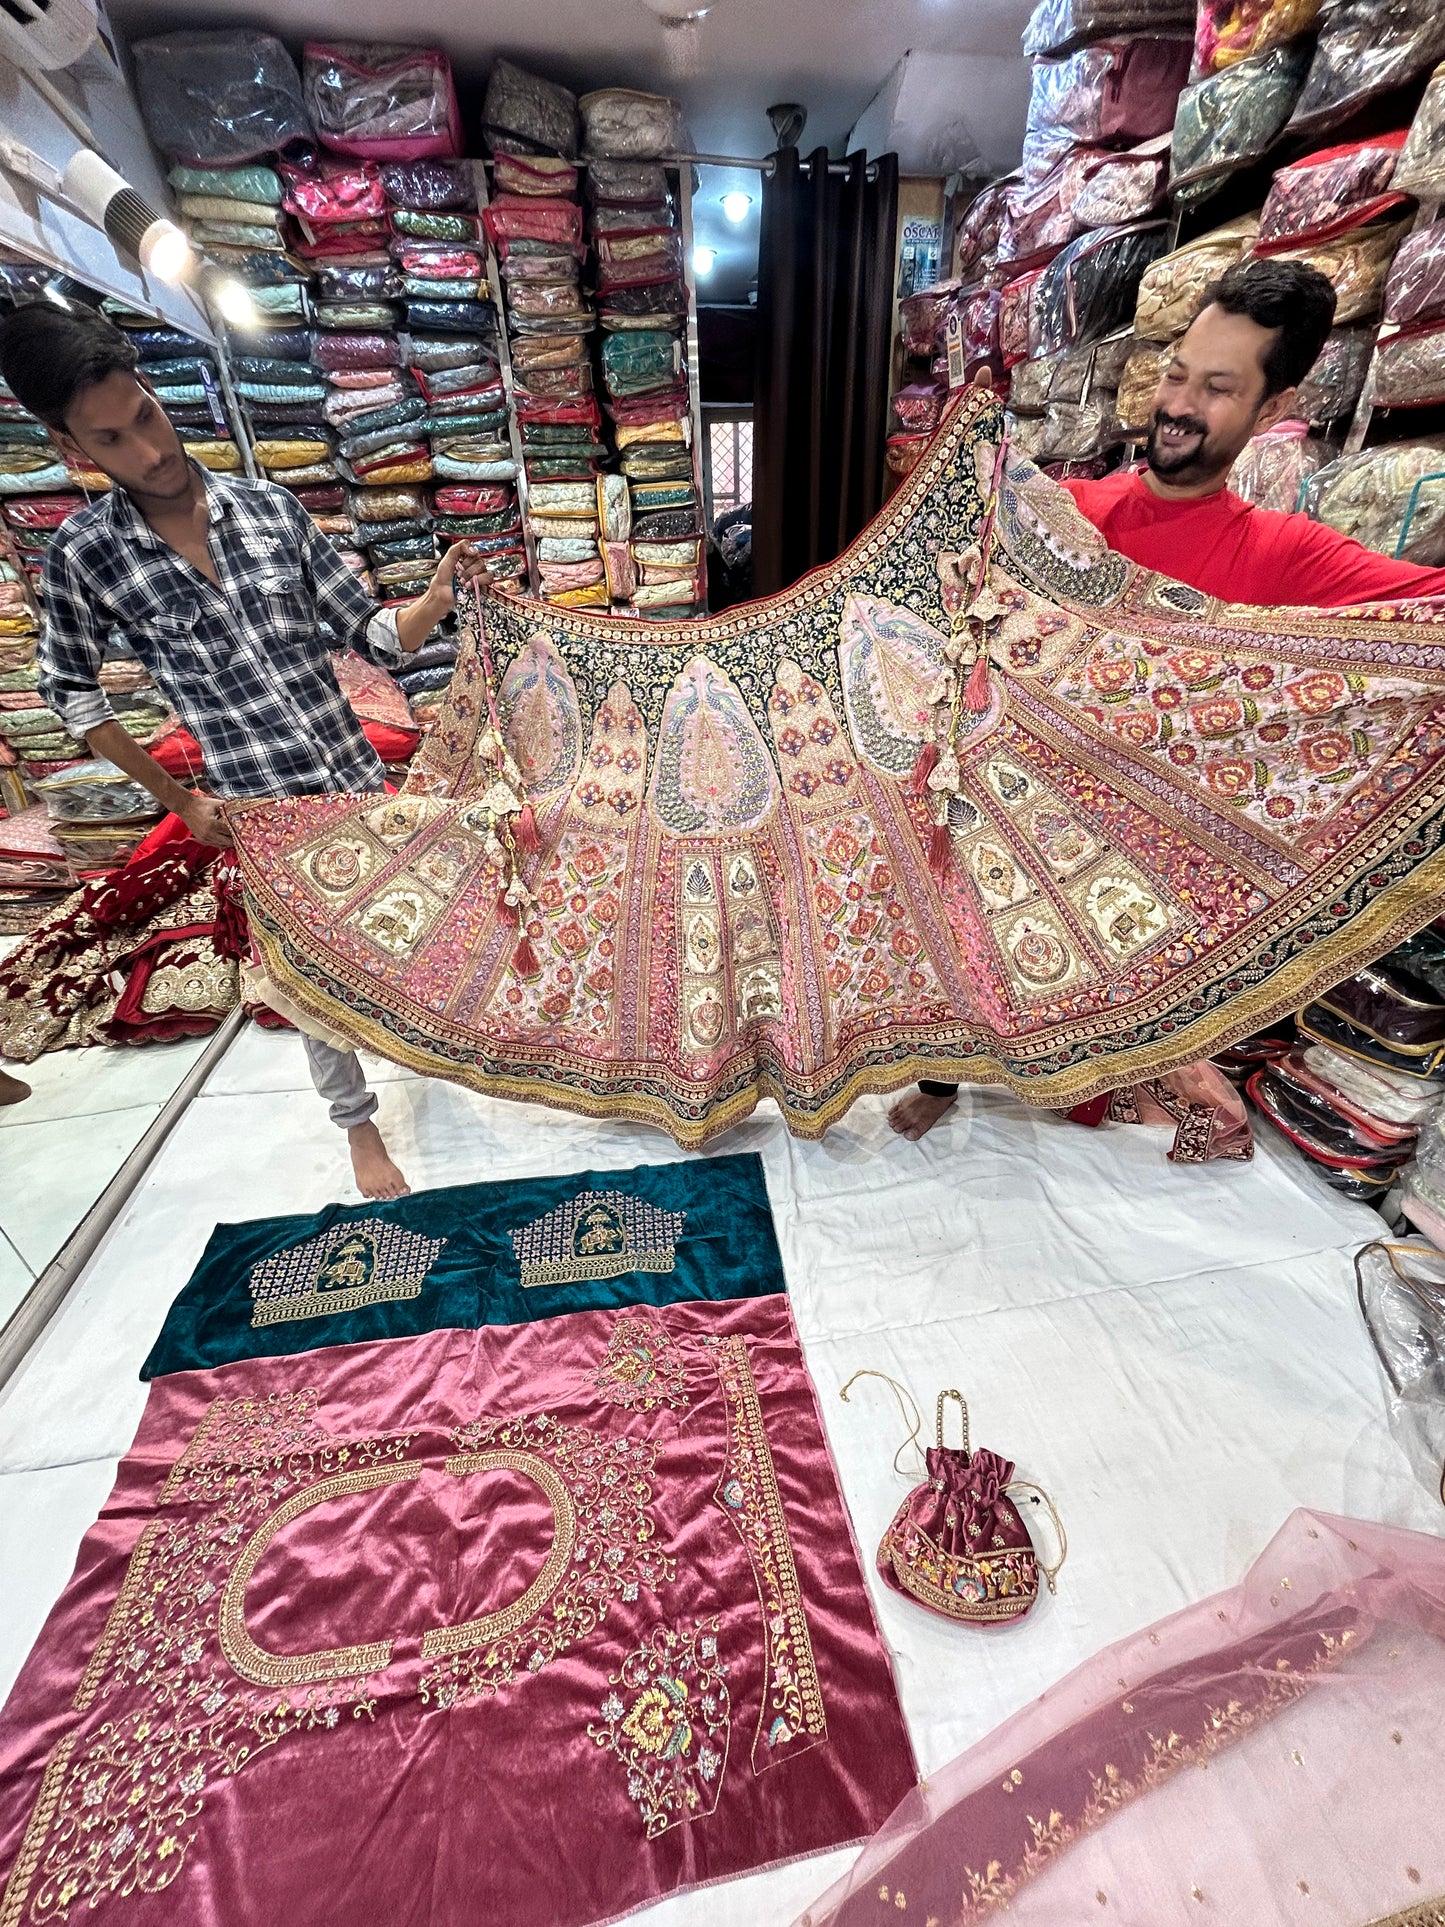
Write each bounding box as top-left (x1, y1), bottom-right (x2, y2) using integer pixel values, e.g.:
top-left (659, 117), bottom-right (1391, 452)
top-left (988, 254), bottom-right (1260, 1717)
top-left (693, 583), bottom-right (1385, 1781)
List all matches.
top-left (752, 146), bottom-right (899, 597)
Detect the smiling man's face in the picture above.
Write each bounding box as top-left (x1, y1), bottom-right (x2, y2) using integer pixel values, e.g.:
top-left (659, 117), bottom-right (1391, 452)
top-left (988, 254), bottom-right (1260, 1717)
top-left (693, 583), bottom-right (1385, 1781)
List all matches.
top-left (1145, 301), bottom-right (1300, 494)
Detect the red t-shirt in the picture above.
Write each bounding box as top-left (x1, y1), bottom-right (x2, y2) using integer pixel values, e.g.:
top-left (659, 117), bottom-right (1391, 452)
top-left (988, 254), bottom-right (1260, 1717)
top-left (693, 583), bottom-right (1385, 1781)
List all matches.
top-left (1061, 467), bottom-right (1445, 608)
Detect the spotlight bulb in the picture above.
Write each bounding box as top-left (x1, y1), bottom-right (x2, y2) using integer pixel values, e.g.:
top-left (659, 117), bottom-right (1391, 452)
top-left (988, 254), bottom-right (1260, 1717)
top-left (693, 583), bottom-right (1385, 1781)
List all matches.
top-left (721, 192), bottom-right (752, 223)
top-left (692, 245), bottom-right (717, 275)
top-left (204, 270), bottom-right (258, 329)
top-left (137, 218), bottom-right (192, 284)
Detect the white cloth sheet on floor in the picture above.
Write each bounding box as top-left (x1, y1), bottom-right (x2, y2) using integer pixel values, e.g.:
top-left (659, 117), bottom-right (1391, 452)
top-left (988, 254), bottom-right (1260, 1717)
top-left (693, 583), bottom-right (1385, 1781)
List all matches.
top-left (0, 1022), bottom-right (1439, 1926)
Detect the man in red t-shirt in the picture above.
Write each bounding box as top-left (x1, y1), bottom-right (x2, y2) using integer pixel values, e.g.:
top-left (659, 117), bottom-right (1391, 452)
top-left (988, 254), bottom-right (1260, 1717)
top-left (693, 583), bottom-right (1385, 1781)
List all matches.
top-left (890, 257), bottom-right (1445, 1142)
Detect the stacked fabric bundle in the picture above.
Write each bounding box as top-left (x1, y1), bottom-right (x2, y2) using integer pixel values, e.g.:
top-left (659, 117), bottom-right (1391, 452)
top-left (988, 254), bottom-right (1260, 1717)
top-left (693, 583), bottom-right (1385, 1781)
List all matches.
top-left (32, 758), bottom-right (165, 881)
top-left (582, 88), bottom-right (701, 614)
top-left (114, 313), bottom-right (241, 474)
top-left (0, 801), bottom-right (69, 934)
top-left (481, 62), bottom-right (604, 608)
top-left (1301, 439), bottom-right (1445, 565)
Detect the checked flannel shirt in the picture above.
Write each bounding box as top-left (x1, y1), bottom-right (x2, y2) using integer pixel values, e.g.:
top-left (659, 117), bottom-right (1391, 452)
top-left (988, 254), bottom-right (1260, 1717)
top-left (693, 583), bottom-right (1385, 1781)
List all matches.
top-left (39, 469), bottom-right (407, 799)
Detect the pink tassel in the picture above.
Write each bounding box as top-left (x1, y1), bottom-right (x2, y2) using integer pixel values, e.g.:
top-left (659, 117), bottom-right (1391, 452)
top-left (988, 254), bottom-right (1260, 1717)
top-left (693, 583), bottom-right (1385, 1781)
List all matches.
top-left (907, 741), bottom-right (939, 798)
top-left (513, 932), bottom-right (540, 976)
top-left (927, 823), bottom-right (951, 879)
top-left (514, 804), bottom-right (540, 853)
top-left (964, 653), bottom-right (991, 713)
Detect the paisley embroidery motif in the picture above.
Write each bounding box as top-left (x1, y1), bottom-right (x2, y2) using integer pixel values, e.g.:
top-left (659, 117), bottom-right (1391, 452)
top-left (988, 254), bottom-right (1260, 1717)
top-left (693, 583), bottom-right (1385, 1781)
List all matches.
top-left (649, 657), bottom-right (778, 836)
top-left (498, 632), bottom-right (583, 799)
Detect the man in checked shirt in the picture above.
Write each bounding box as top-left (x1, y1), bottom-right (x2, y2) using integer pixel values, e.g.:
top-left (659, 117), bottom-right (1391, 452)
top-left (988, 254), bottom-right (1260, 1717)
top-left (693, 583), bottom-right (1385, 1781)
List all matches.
top-left (0, 302), bottom-right (492, 1200)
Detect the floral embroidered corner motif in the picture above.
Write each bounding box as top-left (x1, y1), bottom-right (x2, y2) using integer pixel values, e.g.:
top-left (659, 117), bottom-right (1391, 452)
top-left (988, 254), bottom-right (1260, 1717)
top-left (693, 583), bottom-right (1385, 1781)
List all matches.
top-left (588, 1618), bottom-right (730, 1839)
top-left (510, 1189), bottom-right (685, 1288)
top-left (593, 1311), bottom-right (692, 1413)
top-left (246, 1221), bottom-right (448, 1328)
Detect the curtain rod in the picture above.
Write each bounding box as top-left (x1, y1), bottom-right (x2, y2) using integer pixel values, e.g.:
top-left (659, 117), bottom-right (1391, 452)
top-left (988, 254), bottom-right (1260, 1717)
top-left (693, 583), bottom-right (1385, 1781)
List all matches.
top-left (480, 153), bottom-right (879, 180)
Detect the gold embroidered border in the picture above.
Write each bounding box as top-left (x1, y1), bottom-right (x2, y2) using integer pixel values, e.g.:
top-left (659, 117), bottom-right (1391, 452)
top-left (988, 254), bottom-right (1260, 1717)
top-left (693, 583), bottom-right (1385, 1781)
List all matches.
top-left (704, 1335), bottom-right (826, 1767)
top-left (885, 1550), bottom-right (1034, 1625)
top-left (421, 1451), bottom-right (578, 1659)
top-left (248, 837), bottom-right (1445, 1145)
top-left (519, 1251), bottom-right (676, 1289)
top-left (0, 1736), bottom-right (76, 1927)
top-left (219, 1463), bottom-right (422, 1688)
top-left (72, 1522), bottom-right (165, 1712)
top-left (1365, 1902), bottom-right (1445, 1926)
top-left (251, 1278), bottom-right (425, 1327)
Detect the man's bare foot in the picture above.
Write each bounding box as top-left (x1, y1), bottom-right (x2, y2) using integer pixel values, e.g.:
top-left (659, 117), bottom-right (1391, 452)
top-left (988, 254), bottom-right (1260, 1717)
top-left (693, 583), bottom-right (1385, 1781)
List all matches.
top-left (888, 1090), bottom-right (956, 1140)
top-left (348, 1120), bottom-right (410, 1199)
top-left (0, 1067), bottom-right (30, 1106)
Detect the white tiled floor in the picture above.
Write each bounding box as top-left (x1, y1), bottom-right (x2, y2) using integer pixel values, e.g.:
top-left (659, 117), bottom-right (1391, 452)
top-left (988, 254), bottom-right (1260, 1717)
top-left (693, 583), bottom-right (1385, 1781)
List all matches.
top-left (0, 1034), bottom-right (209, 1281)
top-left (0, 1018), bottom-right (1439, 1926)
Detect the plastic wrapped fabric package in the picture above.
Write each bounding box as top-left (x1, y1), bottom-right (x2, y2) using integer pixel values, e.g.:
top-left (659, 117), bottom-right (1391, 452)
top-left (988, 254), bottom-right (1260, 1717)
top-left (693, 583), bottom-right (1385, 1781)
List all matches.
top-left (131, 31), bottom-right (312, 165)
top-left (599, 282), bottom-right (687, 320)
top-left (313, 302), bottom-right (402, 331)
top-left (1023, 0), bottom-right (1195, 59)
top-left (0, 463), bottom-right (74, 497)
top-left (1372, 318), bottom-right (1445, 408)
top-left (432, 484), bottom-right (512, 516)
top-left (591, 200), bottom-right (675, 233)
top-left (1003, 410), bottom-right (1049, 462)
top-left (954, 179), bottom-right (1011, 280)
top-left (389, 208), bottom-right (481, 242)
top-left (1288, 0), bottom-right (1445, 138)
top-left (1089, 330), bottom-right (1136, 390)
top-left (1385, 222), bottom-right (1445, 328)
top-left (579, 88), bottom-right (686, 161)
top-left (899, 281), bottom-right (961, 359)
top-left (1133, 214), bottom-right (1261, 340)
top-left (1303, 438), bottom-right (1445, 561)
top-left (1192, 0), bottom-right (1323, 75)
top-left (369, 534), bottom-right (435, 562)
top-left (316, 264), bottom-right (403, 302)
top-left (586, 159), bottom-right (671, 205)
top-left (1292, 326), bottom-right (1372, 422)
top-left (526, 480), bottom-right (597, 516)
top-left (493, 152), bottom-right (580, 199)
top-left (1073, 140), bottom-right (1170, 227)
top-left (323, 381), bottom-right (411, 427)
top-left (350, 487), bottom-right (428, 524)
top-left (999, 271), bottom-right (1045, 367)
top-left (279, 157), bottom-right (386, 226)
top-left (1354, 1239), bottom-right (1445, 1502)
top-left (596, 230), bottom-right (685, 276)
top-left (1116, 337), bottom-right (1172, 429)
top-left (1169, 43), bottom-right (1312, 201)
top-left (1275, 216), bottom-right (1412, 325)
top-left (950, 285), bottom-right (1003, 373)
top-left (31, 759), bottom-right (158, 821)
top-left (186, 441), bottom-right (242, 473)
top-left (483, 197), bottom-right (584, 250)
top-left (482, 59), bottom-right (579, 159)
top-left (175, 192), bottom-right (282, 230)
top-left (536, 536), bottom-right (601, 565)
top-left (290, 485), bottom-right (348, 514)
top-left (998, 163), bottom-right (1089, 269)
top-left (431, 454), bottom-right (518, 483)
top-left (394, 243), bottom-right (484, 281)
top-left (168, 163), bottom-right (282, 203)
top-left (1256, 132), bottom-right (1410, 253)
top-left (237, 379), bottom-right (328, 407)
top-left (508, 280), bottom-right (586, 319)
top-left (0, 496), bottom-right (83, 530)
top-left (1395, 59), bottom-right (1445, 198)
top-left (405, 275), bottom-right (485, 301)
top-left (1007, 355), bottom-right (1058, 413)
top-left (405, 301), bottom-right (497, 338)
top-left (1228, 419), bottom-right (1339, 510)
top-left (1025, 35), bottom-right (1192, 150)
top-left (406, 337), bottom-right (483, 374)
top-left (531, 514), bottom-right (597, 542)
top-left (302, 43), bottom-right (460, 160)
top-left (1033, 222), bottom-right (1170, 356)
top-left (376, 159), bottom-right (474, 211)
top-left (252, 439), bottom-right (332, 472)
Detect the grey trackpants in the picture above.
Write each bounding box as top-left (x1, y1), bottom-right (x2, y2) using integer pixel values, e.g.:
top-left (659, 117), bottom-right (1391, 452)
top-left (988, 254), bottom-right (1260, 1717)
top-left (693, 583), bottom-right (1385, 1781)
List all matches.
top-left (302, 1032), bottom-right (379, 1132)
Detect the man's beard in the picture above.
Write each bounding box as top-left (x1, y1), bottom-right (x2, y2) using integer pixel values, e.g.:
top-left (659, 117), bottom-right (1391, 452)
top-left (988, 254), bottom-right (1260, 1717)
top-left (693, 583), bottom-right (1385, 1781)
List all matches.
top-left (1145, 408), bottom-right (1228, 484)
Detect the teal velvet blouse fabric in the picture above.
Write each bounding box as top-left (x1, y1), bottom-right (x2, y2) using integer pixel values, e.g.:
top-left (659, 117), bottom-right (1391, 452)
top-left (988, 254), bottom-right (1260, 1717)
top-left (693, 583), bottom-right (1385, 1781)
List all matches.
top-left (140, 1153), bottom-right (783, 1378)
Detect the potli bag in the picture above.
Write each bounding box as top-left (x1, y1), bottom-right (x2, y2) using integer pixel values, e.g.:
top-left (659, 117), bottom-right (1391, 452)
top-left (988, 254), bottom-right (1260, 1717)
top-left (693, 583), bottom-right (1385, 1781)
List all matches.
top-left (841, 1373), bottom-right (1065, 1626)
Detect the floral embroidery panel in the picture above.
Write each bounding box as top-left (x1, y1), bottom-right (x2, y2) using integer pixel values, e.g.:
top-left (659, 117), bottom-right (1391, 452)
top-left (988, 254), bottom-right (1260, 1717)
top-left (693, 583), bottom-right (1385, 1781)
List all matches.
top-left (0, 1296), bottom-right (913, 1927)
top-left (233, 389), bottom-right (1445, 1145)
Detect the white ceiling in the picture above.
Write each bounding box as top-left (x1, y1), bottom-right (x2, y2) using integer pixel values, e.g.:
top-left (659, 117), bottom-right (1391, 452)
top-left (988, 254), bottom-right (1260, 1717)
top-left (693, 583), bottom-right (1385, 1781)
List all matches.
top-left (105, 0), bottom-right (1036, 299)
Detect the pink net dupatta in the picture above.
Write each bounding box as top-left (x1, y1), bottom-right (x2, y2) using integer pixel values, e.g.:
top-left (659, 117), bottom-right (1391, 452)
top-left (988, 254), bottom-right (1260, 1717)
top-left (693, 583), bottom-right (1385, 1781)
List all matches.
top-left (798, 1510), bottom-right (1445, 1927)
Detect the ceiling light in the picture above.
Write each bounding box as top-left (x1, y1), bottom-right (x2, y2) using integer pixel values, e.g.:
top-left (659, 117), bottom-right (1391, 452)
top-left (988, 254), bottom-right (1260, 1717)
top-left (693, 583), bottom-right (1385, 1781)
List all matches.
top-left (721, 191), bottom-right (752, 223)
top-left (62, 150), bottom-right (191, 283)
top-left (137, 218), bottom-right (192, 284)
top-left (692, 245), bottom-right (717, 276)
